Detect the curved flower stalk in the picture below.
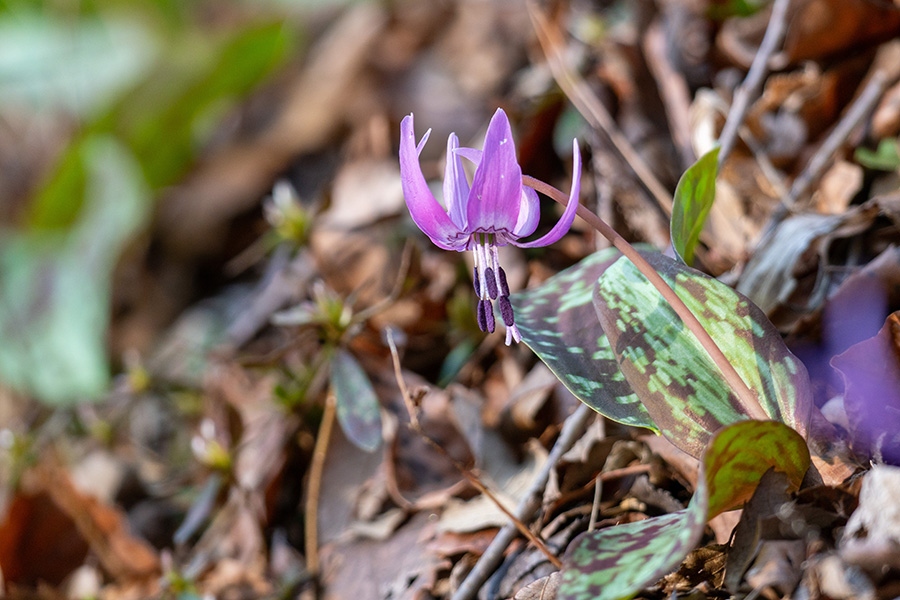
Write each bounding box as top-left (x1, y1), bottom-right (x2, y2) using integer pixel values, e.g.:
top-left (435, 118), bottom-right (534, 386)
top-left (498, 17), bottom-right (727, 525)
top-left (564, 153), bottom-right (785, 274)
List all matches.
top-left (400, 108), bottom-right (581, 344)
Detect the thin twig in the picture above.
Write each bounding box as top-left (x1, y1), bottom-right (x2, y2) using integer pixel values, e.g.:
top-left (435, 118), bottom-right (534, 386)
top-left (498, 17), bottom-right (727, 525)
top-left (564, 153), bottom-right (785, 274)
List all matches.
top-left (351, 240), bottom-right (414, 324)
top-left (787, 71), bottom-right (890, 206)
top-left (420, 430), bottom-right (563, 570)
top-left (452, 403), bottom-right (595, 600)
top-left (386, 333), bottom-right (565, 569)
top-left (305, 392), bottom-right (337, 580)
top-left (528, 3), bottom-right (674, 215)
top-left (587, 417), bottom-right (605, 532)
top-left (524, 176), bottom-right (769, 422)
top-left (717, 0), bottom-right (791, 167)
top-left (385, 327), bottom-right (419, 430)
top-left (642, 21), bottom-right (696, 170)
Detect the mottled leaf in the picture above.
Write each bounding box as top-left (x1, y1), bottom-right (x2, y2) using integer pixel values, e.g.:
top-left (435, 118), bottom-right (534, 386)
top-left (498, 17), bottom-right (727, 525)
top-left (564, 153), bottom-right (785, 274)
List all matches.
top-left (670, 146), bottom-right (719, 266)
top-left (594, 252), bottom-right (812, 457)
top-left (831, 311), bottom-right (900, 464)
top-left (330, 349), bottom-right (382, 452)
top-left (560, 421), bottom-right (809, 600)
top-left (510, 248), bottom-right (654, 431)
top-left (703, 420), bottom-right (809, 516)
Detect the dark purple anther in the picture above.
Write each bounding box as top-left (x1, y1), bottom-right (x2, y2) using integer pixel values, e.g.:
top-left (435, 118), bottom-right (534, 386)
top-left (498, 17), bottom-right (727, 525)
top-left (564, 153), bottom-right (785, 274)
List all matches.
top-left (473, 267), bottom-right (480, 294)
top-left (484, 267), bottom-right (498, 299)
top-left (498, 267), bottom-right (510, 297)
top-left (498, 296), bottom-right (515, 326)
top-left (482, 299), bottom-right (495, 333)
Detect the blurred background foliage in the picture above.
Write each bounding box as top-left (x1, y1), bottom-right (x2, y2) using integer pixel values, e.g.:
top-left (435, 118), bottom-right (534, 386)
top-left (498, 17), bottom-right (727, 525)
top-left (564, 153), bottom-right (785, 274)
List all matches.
top-left (0, 0), bottom-right (334, 403)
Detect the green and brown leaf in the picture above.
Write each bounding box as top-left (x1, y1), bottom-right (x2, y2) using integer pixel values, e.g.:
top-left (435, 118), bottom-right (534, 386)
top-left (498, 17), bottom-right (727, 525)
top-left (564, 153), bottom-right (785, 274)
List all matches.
top-left (560, 420), bottom-right (810, 600)
top-left (594, 252), bottom-right (812, 457)
top-left (511, 248), bottom-right (654, 431)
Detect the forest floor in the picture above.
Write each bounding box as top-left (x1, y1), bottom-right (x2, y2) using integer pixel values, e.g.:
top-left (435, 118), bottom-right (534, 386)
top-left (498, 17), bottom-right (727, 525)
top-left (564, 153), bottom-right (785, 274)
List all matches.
top-left (2, 0), bottom-right (900, 599)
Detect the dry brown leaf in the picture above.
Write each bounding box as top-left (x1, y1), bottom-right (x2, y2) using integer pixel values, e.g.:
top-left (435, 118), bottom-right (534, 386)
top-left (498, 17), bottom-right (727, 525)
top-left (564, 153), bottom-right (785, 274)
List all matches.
top-left (724, 469), bottom-right (793, 592)
top-left (782, 0), bottom-right (900, 65)
top-left (31, 457), bottom-right (160, 581)
top-left (206, 364), bottom-right (289, 491)
top-left (814, 160), bottom-right (863, 215)
top-left (660, 544), bottom-right (728, 595)
top-left (717, 0), bottom-right (900, 68)
top-left (320, 159), bottom-right (405, 230)
top-left (640, 433), bottom-right (700, 490)
top-left (804, 553), bottom-right (876, 600)
top-left (708, 509), bottom-right (742, 546)
top-left (513, 572), bottom-right (561, 600)
top-left (0, 492), bottom-right (88, 587)
top-left (321, 512), bottom-right (442, 600)
top-left (310, 228), bottom-right (393, 308)
top-left (736, 201), bottom-right (881, 320)
top-left (745, 540), bottom-right (805, 597)
top-left (437, 442), bottom-right (545, 534)
top-left (841, 465), bottom-right (900, 570)
top-left (507, 363), bottom-right (559, 432)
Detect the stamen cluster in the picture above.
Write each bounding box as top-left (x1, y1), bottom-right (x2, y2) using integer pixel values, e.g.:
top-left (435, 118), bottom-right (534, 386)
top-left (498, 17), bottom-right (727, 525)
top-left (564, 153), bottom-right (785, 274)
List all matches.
top-left (473, 235), bottom-right (519, 344)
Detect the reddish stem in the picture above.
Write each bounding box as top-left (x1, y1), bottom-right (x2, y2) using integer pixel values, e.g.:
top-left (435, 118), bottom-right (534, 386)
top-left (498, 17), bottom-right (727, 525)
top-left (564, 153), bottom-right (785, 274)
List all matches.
top-left (523, 175), bottom-right (769, 422)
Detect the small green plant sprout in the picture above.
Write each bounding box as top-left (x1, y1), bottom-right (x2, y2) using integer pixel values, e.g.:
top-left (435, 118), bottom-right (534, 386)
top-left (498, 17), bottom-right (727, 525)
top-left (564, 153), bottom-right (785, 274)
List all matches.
top-left (272, 280), bottom-right (383, 453)
top-left (264, 180), bottom-right (314, 247)
top-left (190, 417), bottom-right (232, 472)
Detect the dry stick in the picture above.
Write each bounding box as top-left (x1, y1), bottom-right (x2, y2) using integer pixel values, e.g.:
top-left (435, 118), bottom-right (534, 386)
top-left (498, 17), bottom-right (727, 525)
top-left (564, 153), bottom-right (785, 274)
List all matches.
top-left (385, 330), bottom-right (565, 569)
top-left (385, 326), bottom-right (419, 430)
top-left (529, 5), bottom-right (674, 215)
top-left (524, 176), bottom-right (769, 422)
top-left (787, 71), bottom-right (890, 206)
top-left (717, 0), bottom-right (791, 167)
top-left (642, 21), bottom-right (696, 170)
top-left (755, 70), bottom-right (891, 244)
top-left (419, 429), bottom-right (562, 570)
top-left (451, 403), bottom-right (595, 600)
top-left (305, 392), bottom-right (337, 580)
top-left (587, 417), bottom-right (605, 532)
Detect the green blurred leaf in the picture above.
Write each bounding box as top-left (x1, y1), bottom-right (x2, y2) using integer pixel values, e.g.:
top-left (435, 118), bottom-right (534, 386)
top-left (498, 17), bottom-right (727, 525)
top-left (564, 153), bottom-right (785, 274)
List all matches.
top-left (28, 19), bottom-right (296, 229)
top-left (0, 13), bottom-right (157, 116)
top-left (510, 248), bottom-right (654, 431)
top-left (854, 138), bottom-right (900, 171)
top-left (594, 252), bottom-right (812, 457)
top-left (330, 349), bottom-right (382, 452)
top-left (0, 136), bottom-right (149, 403)
top-left (438, 338), bottom-right (478, 387)
top-left (560, 420), bottom-right (809, 600)
top-left (707, 0), bottom-right (768, 20)
top-left (670, 146), bottom-right (719, 266)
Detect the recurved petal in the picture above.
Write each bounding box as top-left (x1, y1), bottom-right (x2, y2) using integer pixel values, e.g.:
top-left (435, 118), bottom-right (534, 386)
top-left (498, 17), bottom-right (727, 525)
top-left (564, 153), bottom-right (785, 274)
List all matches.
top-left (400, 114), bottom-right (464, 250)
top-left (455, 147), bottom-right (482, 165)
top-left (467, 109), bottom-right (522, 233)
top-left (512, 139), bottom-right (581, 248)
top-left (512, 186), bottom-right (540, 238)
top-left (443, 133), bottom-right (469, 230)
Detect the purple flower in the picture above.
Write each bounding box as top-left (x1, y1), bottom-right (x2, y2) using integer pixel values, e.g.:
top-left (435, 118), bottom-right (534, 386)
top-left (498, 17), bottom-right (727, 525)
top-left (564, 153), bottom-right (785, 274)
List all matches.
top-left (400, 108), bottom-right (581, 345)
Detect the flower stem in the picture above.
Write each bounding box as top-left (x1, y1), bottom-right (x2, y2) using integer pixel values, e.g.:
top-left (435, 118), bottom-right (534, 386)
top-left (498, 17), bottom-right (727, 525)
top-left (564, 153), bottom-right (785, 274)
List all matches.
top-left (522, 175), bottom-right (769, 422)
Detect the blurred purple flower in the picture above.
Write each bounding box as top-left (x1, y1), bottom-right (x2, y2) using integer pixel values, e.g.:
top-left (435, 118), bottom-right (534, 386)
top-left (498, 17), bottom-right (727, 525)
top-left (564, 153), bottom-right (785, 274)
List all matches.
top-left (400, 108), bottom-right (581, 344)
